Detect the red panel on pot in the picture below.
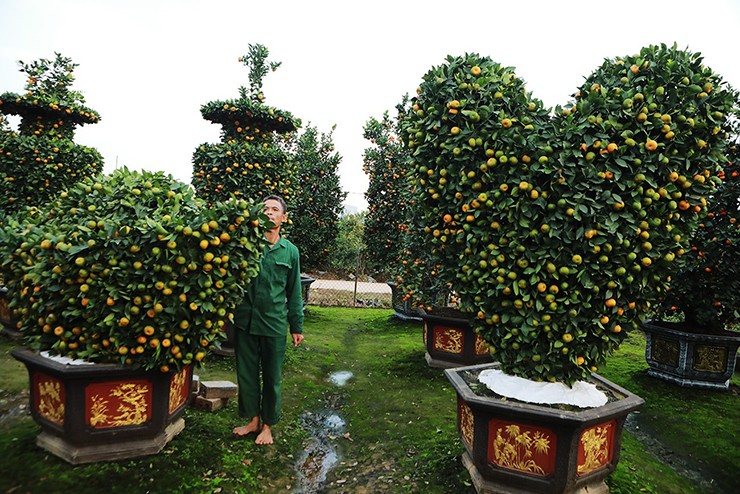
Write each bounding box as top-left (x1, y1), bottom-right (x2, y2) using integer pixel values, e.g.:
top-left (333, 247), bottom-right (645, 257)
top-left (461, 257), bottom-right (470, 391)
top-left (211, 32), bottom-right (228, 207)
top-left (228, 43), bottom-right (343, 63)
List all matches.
top-left (488, 419), bottom-right (556, 476)
top-left (433, 326), bottom-right (464, 354)
top-left (474, 335), bottom-right (489, 355)
top-left (577, 420), bottom-right (615, 476)
top-left (458, 397), bottom-right (474, 449)
top-left (85, 379), bottom-right (153, 428)
top-left (168, 365), bottom-right (191, 415)
top-left (33, 372), bottom-right (65, 425)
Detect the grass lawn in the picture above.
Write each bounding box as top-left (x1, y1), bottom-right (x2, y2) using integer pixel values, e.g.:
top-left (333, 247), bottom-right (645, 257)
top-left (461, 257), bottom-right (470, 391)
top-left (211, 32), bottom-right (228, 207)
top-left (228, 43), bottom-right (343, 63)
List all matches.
top-left (0, 306), bottom-right (737, 493)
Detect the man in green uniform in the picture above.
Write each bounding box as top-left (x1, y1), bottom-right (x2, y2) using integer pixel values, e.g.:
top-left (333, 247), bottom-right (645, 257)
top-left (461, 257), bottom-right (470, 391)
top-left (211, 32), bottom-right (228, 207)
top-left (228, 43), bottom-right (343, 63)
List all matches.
top-left (232, 195), bottom-right (304, 445)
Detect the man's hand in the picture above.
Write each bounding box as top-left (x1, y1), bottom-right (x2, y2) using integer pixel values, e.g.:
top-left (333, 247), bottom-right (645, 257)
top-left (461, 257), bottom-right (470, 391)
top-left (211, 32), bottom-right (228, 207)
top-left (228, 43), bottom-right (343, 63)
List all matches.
top-left (291, 333), bottom-right (304, 347)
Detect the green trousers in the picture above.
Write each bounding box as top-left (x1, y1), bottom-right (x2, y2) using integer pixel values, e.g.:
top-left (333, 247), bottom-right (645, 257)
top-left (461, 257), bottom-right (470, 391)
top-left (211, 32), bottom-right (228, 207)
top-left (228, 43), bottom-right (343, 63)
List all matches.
top-left (234, 330), bottom-right (288, 425)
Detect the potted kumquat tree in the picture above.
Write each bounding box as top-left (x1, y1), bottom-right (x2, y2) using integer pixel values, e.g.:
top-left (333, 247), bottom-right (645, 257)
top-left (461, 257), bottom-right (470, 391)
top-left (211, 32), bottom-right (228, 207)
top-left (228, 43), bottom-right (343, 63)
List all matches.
top-left (0, 168), bottom-right (268, 464)
top-left (363, 104), bottom-right (490, 364)
top-left (400, 44), bottom-right (737, 494)
top-left (644, 130), bottom-right (740, 389)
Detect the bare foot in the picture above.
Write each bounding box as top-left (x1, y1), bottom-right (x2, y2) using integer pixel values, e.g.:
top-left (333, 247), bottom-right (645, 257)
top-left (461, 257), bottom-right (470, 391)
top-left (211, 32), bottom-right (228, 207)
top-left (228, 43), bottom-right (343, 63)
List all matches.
top-left (232, 416), bottom-right (260, 437)
top-left (255, 424), bottom-right (273, 445)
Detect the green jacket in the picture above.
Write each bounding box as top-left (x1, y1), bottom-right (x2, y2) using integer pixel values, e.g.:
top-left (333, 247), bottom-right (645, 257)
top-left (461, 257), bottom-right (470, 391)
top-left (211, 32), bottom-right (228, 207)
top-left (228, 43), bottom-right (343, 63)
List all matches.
top-left (233, 236), bottom-right (303, 336)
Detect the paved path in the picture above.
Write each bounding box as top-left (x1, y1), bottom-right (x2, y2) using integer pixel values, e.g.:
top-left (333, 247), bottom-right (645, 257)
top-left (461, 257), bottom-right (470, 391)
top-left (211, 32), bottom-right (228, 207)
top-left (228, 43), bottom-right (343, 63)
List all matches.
top-left (310, 279), bottom-right (391, 294)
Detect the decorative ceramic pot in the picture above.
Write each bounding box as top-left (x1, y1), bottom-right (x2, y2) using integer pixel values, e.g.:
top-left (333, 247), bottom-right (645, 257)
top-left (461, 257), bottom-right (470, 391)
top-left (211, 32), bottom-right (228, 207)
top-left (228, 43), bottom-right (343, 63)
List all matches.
top-left (300, 274), bottom-right (316, 307)
top-left (419, 308), bottom-right (492, 369)
top-left (387, 281), bottom-right (422, 322)
top-left (445, 362), bottom-right (644, 494)
top-left (12, 348), bottom-right (192, 464)
top-left (642, 320), bottom-right (740, 390)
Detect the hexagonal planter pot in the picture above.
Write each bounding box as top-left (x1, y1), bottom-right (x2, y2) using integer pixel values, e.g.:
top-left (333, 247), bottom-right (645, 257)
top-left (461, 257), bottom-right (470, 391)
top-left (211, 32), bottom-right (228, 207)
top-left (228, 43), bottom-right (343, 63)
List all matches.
top-left (12, 348), bottom-right (192, 464)
top-left (642, 320), bottom-right (740, 390)
top-left (419, 308), bottom-right (492, 369)
top-left (300, 274), bottom-right (316, 306)
top-left (387, 281), bottom-right (422, 322)
top-left (445, 362), bottom-right (644, 494)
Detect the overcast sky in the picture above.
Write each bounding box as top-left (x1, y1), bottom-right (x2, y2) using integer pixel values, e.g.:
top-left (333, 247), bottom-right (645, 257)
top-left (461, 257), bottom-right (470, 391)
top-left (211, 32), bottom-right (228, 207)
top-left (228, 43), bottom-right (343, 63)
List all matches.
top-left (2, 0), bottom-right (739, 210)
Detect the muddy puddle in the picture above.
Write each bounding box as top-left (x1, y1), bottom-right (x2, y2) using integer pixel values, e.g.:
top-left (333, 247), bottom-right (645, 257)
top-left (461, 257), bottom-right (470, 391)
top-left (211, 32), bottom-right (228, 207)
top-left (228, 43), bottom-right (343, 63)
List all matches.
top-left (293, 372), bottom-right (353, 493)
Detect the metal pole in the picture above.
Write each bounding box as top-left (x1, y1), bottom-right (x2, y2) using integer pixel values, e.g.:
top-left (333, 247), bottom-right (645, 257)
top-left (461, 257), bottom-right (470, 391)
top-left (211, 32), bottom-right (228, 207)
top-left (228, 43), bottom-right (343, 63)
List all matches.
top-left (353, 244), bottom-right (360, 306)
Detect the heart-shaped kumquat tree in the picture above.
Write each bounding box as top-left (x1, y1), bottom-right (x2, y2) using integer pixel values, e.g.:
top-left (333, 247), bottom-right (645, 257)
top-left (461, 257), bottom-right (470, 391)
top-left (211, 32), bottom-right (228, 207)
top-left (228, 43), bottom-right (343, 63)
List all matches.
top-left (400, 44), bottom-right (738, 385)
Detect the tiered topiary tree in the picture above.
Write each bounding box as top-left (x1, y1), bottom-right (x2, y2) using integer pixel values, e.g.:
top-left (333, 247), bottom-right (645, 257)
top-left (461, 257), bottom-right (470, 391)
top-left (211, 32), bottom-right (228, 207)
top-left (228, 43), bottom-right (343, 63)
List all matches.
top-left (192, 44), bottom-right (300, 205)
top-left (281, 124), bottom-right (346, 271)
top-left (0, 53), bottom-right (103, 214)
top-left (400, 44), bottom-right (737, 385)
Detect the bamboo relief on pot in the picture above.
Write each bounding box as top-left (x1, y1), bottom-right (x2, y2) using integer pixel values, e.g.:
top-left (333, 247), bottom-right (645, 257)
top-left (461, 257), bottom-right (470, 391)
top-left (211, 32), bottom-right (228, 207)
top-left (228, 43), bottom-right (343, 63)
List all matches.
top-left (474, 334), bottom-right (489, 355)
top-left (0, 294), bottom-right (10, 323)
top-left (489, 420), bottom-right (554, 476)
top-left (652, 337), bottom-right (680, 367)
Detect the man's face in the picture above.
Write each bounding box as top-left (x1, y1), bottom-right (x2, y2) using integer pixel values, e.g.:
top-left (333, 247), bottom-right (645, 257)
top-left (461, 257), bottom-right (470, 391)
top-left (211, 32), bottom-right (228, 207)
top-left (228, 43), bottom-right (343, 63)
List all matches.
top-left (264, 199), bottom-right (287, 230)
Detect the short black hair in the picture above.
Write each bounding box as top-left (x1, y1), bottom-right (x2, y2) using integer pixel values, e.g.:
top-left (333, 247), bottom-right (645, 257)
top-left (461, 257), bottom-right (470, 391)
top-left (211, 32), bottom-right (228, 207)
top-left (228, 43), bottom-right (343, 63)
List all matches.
top-left (263, 195), bottom-right (287, 213)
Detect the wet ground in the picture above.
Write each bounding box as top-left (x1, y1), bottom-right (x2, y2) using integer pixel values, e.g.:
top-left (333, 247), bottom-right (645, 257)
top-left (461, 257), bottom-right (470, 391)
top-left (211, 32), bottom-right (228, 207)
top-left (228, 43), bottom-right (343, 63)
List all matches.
top-left (0, 389), bottom-right (29, 427)
top-left (289, 369), bottom-right (737, 494)
top-left (291, 370), bottom-right (419, 493)
top-left (292, 371), bottom-right (353, 494)
top-left (0, 371), bottom-right (734, 493)
top-left (625, 401), bottom-right (737, 494)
